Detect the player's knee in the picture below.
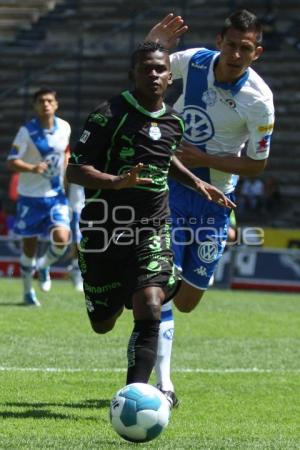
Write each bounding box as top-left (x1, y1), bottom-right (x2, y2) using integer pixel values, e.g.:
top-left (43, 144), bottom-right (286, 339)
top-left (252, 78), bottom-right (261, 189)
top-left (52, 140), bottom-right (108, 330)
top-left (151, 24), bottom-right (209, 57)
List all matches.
top-left (132, 287), bottom-right (164, 320)
top-left (173, 299), bottom-right (196, 313)
top-left (173, 294), bottom-right (202, 313)
top-left (51, 227), bottom-right (70, 246)
top-left (174, 285), bottom-right (204, 313)
top-left (89, 308), bottom-right (123, 334)
top-left (90, 320), bottom-right (115, 334)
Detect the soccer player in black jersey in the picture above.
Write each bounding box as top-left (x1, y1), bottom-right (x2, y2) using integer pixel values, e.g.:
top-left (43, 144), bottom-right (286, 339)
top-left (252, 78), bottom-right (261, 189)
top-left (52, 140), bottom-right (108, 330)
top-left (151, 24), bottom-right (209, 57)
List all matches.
top-left (66, 42), bottom-right (235, 407)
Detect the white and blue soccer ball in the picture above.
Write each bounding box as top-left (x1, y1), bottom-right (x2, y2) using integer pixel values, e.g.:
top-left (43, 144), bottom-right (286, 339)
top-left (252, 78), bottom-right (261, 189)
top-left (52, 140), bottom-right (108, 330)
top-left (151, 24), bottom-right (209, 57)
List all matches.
top-left (110, 382), bottom-right (170, 443)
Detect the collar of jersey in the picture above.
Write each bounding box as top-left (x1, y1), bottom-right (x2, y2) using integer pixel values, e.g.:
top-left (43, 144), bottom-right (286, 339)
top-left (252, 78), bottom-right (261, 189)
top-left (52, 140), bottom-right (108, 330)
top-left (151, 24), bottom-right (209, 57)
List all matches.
top-left (35, 116), bottom-right (58, 134)
top-left (213, 56), bottom-right (249, 96)
top-left (122, 90), bottom-right (166, 117)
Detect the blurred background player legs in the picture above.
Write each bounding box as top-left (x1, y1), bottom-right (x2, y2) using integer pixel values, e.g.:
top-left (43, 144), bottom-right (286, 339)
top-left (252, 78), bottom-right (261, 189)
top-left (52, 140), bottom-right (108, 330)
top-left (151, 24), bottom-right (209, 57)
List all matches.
top-left (18, 196), bottom-right (70, 305)
top-left (38, 266), bottom-right (51, 292)
top-left (68, 183), bottom-right (84, 292)
top-left (20, 236), bottom-right (39, 306)
top-left (15, 196), bottom-right (70, 306)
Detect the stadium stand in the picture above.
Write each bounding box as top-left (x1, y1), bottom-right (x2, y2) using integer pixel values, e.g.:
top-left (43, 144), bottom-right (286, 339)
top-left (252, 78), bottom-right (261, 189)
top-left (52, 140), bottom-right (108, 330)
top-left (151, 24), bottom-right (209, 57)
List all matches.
top-left (0, 1), bottom-right (62, 43)
top-left (0, 0), bottom-right (299, 226)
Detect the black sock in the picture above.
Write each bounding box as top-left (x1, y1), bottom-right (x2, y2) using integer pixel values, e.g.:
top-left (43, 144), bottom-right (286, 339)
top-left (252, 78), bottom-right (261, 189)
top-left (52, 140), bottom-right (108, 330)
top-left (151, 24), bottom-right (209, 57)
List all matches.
top-left (126, 319), bottom-right (160, 384)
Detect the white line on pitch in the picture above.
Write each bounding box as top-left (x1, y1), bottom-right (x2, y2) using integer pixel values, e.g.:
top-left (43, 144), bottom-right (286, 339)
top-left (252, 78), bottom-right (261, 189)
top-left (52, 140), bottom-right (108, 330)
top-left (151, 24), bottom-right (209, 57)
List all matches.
top-left (0, 367), bottom-right (299, 373)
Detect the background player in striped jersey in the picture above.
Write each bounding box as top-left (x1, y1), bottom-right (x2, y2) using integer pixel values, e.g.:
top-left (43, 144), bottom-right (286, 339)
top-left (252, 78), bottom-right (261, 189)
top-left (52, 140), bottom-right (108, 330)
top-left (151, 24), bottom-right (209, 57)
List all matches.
top-left (7, 88), bottom-right (71, 306)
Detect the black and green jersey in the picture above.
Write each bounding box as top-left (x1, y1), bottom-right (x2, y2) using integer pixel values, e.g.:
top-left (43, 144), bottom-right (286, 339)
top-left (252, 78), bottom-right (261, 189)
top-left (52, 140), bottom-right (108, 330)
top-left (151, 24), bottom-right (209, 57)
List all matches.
top-left (69, 90), bottom-right (184, 223)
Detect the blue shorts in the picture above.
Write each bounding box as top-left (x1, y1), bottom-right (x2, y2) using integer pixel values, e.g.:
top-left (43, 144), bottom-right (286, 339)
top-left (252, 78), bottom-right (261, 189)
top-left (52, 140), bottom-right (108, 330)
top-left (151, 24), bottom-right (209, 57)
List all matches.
top-left (169, 181), bottom-right (234, 290)
top-left (14, 194), bottom-right (70, 238)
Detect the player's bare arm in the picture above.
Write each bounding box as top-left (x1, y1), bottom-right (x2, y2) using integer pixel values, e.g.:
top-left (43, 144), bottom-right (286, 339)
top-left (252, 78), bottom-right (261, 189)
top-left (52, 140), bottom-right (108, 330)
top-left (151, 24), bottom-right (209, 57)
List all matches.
top-left (66, 163), bottom-right (152, 191)
top-left (178, 140), bottom-right (267, 177)
top-left (194, 179), bottom-right (236, 209)
top-left (169, 156), bottom-right (235, 209)
top-left (145, 13), bottom-right (188, 49)
top-left (7, 158), bottom-right (48, 174)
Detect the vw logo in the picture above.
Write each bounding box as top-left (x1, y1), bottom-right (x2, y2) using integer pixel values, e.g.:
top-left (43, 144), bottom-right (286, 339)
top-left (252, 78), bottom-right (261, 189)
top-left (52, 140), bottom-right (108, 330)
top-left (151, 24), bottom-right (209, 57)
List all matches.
top-left (43, 153), bottom-right (61, 179)
top-left (198, 241), bottom-right (219, 263)
top-left (163, 328), bottom-right (174, 340)
top-left (183, 105), bottom-right (214, 144)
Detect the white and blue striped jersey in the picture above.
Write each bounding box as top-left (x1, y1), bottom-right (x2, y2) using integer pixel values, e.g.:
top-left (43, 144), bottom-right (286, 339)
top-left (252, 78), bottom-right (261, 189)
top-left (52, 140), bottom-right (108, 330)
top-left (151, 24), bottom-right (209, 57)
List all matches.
top-left (7, 116), bottom-right (71, 197)
top-left (170, 48), bottom-right (275, 193)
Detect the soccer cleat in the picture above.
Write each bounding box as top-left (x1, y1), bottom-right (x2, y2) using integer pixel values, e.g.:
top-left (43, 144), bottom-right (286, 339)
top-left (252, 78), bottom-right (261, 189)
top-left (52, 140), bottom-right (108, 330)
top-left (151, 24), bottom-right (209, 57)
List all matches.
top-left (159, 388), bottom-right (179, 409)
top-left (74, 279), bottom-right (84, 292)
top-left (24, 289), bottom-right (40, 307)
top-left (38, 267), bottom-right (52, 292)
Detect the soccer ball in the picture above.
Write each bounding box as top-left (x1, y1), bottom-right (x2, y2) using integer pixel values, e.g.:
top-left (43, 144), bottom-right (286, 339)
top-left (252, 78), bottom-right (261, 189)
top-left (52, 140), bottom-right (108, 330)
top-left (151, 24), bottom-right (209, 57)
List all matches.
top-left (110, 382), bottom-right (170, 443)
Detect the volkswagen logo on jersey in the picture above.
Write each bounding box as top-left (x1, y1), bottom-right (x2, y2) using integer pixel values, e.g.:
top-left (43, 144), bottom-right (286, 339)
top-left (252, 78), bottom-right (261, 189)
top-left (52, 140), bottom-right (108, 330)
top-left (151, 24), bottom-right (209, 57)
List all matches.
top-left (43, 153), bottom-right (61, 179)
top-left (183, 105), bottom-right (214, 144)
top-left (149, 122), bottom-right (161, 141)
top-left (198, 241), bottom-right (219, 263)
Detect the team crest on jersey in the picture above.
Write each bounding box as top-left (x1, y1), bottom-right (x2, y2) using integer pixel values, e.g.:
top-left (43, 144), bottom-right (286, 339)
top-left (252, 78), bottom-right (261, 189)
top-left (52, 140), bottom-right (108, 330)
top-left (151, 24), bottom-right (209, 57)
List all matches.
top-left (198, 241), bottom-right (219, 263)
top-left (225, 98), bottom-right (236, 109)
top-left (149, 122), bottom-right (161, 141)
top-left (202, 89), bottom-right (217, 107)
top-left (79, 130), bottom-right (90, 143)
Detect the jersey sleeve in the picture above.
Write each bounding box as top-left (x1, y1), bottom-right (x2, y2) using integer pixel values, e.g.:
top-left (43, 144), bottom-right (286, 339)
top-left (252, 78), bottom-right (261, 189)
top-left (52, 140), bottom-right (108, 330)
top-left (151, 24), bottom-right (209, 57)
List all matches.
top-left (69, 102), bottom-right (113, 167)
top-left (7, 126), bottom-right (29, 160)
top-left (245, 96), bottom-right (275, 160)
top-left (170, 48), bottom-right (202, 80)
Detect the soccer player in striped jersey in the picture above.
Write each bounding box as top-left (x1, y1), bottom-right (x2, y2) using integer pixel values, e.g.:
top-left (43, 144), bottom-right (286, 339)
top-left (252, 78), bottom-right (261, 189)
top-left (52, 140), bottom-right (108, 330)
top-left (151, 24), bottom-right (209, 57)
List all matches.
top-left (147, 9), bottom-right (274, 402)
top-left (7, 88), bottom-right (71, 306)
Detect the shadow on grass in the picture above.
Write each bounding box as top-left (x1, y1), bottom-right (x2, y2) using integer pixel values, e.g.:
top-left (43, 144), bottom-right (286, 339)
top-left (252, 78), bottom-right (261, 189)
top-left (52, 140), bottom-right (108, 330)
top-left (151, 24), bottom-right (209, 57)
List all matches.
top-left (4, 399), bottom-right (110, 409)
top-left (0, 399), bottom-right (110, 420)
top-left (0, 302), bottom-right (32, 307)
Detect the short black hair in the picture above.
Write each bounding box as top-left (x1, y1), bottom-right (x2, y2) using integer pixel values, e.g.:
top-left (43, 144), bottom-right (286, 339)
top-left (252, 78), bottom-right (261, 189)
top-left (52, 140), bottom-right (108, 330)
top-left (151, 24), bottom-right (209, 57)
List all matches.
top-left (33, 88), bottom-right (58, 103)
top-left (130, 41), bottom-right (169, 69)
top-left (221, 9), bottom-right (263, 44)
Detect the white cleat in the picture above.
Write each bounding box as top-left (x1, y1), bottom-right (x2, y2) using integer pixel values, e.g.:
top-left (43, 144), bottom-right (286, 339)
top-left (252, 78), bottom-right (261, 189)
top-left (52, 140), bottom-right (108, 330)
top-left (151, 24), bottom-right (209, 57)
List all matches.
top-left (38, 267), bottom-right (52, 292)
top-left (24, 289), bottom-right (41, 307)
top-left (74, 280), bottom-right (84, 292)
top-left (71, 270), bottom-right (84, 292)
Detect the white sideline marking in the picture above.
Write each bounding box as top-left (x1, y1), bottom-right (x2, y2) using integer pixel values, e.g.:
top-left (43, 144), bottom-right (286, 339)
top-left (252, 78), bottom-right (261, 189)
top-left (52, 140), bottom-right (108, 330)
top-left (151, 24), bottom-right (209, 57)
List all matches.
top-left (0, 366), bottom-right (299, 374)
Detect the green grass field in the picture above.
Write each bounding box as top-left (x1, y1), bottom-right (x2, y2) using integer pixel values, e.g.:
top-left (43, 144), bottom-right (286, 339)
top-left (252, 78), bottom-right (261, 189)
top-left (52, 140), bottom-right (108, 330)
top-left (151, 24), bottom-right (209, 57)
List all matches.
top-left (0, 278), bottom-right (299, 449)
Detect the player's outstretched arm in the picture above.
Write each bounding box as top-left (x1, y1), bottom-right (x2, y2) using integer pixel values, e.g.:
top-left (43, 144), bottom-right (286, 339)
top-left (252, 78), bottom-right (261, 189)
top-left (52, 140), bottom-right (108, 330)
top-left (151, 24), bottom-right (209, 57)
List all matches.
top-left (66, 163), bottom-right (152, 190)
top-left (145, 13), bottom-right (188, 49)
top-left (194, 179), bottom-right (236, 209)
top-left (178, 140), bottom-right (267, 177)
top-left (169, 155), bottom-right (236, 209)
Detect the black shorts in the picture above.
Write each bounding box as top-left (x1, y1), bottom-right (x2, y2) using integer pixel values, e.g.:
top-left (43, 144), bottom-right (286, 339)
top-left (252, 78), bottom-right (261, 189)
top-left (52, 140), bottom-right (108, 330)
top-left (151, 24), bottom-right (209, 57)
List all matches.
top-left (78, 222), bottom-right (178, 322)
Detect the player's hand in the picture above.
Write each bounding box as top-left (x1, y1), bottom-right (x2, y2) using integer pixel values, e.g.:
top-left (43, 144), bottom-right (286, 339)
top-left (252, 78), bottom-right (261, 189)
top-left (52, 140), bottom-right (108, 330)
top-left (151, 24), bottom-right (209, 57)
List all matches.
top-left (177, 141), bottom-right (208, 168)
top-left (145, 13), bottom-right (188, 49)
top-left (113, 163), bottom-right (153, 190)
top-left (32, 161), bottom-right (49, 174)
top-left (194, 179), bottom-right (236, 209)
